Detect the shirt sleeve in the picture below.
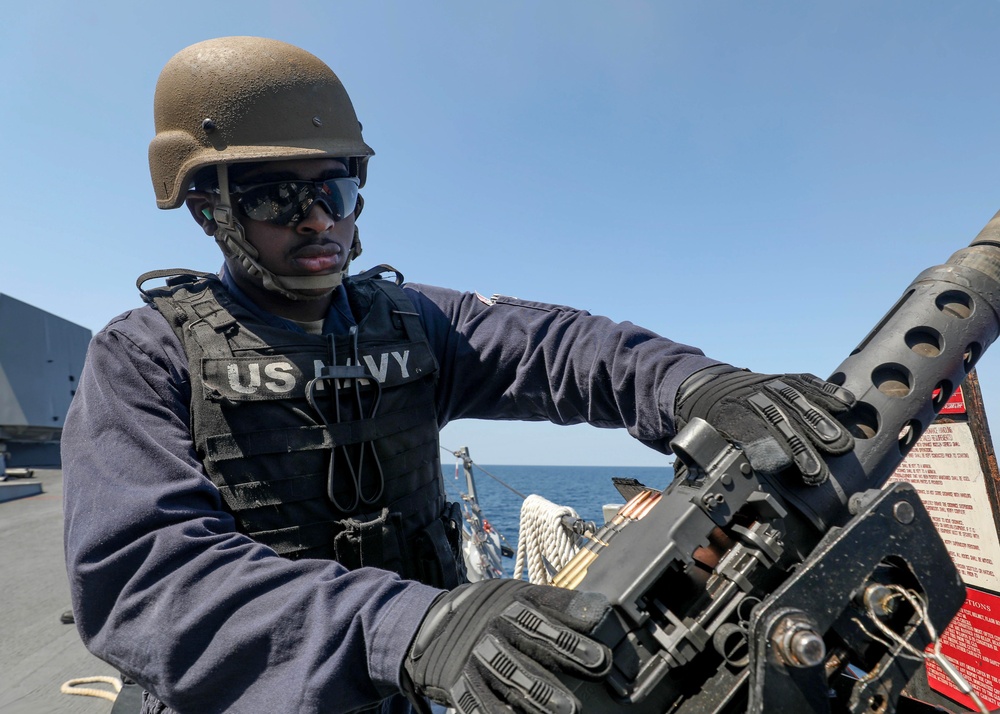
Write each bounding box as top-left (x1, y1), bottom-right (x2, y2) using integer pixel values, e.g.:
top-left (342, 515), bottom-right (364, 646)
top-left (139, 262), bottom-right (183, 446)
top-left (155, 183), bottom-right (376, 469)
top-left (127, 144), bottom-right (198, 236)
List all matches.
top-left (403, 284), bottom-right (723, 453)
top-left (61, 306), bottom-right (442, 714)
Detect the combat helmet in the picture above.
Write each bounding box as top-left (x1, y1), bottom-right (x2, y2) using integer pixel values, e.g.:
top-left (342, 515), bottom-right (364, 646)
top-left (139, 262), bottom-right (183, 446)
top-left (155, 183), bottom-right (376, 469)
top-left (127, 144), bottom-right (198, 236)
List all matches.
top-left (148, 36), bottom-right (374, 298)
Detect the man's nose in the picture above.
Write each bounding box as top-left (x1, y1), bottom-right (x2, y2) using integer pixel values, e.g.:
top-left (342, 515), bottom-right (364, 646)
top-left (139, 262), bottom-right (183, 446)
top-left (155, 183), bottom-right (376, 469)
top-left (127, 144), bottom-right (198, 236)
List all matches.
top-left (297, 200), bottom-right (337, 232)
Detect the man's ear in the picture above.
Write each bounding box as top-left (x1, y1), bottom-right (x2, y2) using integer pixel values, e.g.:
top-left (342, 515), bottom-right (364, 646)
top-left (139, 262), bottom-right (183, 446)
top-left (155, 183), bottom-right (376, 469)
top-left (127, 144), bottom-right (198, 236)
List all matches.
top-left (185, 192), bottom-right (217, 236)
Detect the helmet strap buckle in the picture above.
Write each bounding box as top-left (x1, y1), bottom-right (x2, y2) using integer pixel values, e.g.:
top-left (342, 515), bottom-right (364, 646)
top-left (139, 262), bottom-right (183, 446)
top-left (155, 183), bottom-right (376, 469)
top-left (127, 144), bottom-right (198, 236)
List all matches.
top-left (212, 205), bottom-right (236, 231)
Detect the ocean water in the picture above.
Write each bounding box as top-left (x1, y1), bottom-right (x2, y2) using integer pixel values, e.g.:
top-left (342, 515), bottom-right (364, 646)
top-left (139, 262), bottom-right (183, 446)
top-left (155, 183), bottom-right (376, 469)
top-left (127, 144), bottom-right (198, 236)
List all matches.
top-left (440, 462), bottom-right (675, 577)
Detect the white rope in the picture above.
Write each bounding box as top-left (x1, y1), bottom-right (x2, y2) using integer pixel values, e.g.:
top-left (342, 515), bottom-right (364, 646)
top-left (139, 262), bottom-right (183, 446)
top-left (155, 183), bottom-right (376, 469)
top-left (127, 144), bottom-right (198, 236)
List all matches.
top-left (514, 494), bottom-right (581, 584)
top-left (60, 675), bottom-right (123, 702)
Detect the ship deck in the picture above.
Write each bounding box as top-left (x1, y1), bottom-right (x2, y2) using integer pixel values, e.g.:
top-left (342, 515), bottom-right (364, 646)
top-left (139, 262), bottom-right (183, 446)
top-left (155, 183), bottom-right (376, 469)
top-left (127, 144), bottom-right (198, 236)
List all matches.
top-left (1, 469), bottom-right (119, 713)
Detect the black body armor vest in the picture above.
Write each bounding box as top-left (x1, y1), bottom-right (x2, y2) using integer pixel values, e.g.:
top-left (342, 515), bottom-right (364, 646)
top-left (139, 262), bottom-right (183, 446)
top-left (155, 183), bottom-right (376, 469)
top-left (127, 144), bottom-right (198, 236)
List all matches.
top-left (141, 269), bottom-right (464, 588)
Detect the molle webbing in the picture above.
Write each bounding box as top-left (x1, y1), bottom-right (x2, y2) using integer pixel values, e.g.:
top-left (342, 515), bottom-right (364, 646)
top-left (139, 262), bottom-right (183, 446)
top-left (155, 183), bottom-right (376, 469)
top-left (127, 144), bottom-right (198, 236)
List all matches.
top-left (143, 271), bottom-right (461, 585)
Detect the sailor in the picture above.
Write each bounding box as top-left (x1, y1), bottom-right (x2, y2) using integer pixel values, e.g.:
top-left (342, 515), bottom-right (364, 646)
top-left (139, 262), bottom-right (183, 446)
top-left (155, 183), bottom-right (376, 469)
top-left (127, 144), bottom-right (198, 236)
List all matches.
top-left (62, 36), bottom-right (857, 714)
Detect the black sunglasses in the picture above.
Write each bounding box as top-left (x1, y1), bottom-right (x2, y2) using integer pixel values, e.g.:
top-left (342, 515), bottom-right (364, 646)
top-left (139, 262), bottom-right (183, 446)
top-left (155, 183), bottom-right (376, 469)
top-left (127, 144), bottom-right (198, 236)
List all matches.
top-left (225, 176), bottom-right (360, 227)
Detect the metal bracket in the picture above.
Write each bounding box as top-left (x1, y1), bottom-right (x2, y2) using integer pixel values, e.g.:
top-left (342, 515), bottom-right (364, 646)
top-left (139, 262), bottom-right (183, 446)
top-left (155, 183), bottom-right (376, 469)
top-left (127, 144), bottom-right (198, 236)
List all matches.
top-left (747, 482), bottom-right (965, 714)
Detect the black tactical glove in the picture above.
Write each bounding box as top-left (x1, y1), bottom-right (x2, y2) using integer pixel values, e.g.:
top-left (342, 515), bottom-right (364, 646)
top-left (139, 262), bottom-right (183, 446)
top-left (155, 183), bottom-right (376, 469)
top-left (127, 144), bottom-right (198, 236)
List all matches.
top-left (402, 579), bottom-right (613, 714)
top-left (675, 364), bottom-right (856, 485)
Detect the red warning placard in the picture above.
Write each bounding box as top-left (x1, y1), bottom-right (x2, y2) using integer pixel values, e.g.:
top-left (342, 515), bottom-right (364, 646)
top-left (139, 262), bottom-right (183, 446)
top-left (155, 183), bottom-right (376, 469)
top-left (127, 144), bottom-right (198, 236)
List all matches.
top-left (940, 386), bottom-right (967, 415)
top-left (924, 586), bottom-right (1000, 710)
top-left (890, 371), bottom-right (1000, 710)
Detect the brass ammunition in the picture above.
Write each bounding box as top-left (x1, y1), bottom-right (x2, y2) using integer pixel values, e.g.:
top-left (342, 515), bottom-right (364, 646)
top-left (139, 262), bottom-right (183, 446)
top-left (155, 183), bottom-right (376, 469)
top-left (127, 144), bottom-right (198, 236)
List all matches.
top-left (553, 549), bottom-right (599, 590)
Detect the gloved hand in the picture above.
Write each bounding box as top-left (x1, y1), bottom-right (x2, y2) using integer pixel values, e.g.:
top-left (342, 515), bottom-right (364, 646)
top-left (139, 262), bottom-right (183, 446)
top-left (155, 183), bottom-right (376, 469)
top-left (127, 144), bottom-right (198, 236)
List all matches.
top-left (402, 579), bottom-right (613, 714)
top-left (674, 364), bottom-right (856, 485)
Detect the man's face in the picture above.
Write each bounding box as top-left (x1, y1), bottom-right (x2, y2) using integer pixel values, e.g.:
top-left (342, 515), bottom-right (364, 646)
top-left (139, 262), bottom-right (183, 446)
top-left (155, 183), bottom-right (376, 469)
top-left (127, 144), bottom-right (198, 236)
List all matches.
top-left (227, 157), bottom-right (357, 291)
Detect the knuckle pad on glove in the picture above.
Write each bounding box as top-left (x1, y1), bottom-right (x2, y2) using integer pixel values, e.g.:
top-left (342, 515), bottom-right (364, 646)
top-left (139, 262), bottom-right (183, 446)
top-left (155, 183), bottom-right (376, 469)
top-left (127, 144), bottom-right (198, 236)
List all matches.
top-left (472, 636), bottom-right (580, 714)
top-left (766, 381), bottom-right (854, 455)
top-left (791, 373), bottom-right (856, 411)
top-left (405, 580), bottom-right (609, 712)
top-left (497, 603), bottom-right (610, 678)
top-left (674, 366), bottom-right (858, 485)
top-left (746, 392), bottom-right (824, 480)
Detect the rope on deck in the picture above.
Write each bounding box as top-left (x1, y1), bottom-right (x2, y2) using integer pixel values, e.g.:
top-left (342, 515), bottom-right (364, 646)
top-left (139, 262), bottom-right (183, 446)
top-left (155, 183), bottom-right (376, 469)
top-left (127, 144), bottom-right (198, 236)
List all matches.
top-left (514, 494), bottom-right (581, 584)
top-left (60, 675), bottom-right (122, 702)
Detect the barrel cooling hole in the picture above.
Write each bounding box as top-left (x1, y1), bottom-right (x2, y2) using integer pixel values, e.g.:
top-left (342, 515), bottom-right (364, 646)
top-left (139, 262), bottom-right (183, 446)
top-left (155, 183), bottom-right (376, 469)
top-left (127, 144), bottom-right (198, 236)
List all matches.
top-left (904, 327), bottom-right (942, 358)
top-left (964, 342), bottom-right (982, 372)
top-left (872, 364), bottom-right (913, 399)
top-left (898, 419), bottom-right (922, 456)
top-left (840, 401), bottom-right (879, 440)
top-left (932, 380), bottom-right (953, 411)
top-left (935, 290), bottom-right (973, 319)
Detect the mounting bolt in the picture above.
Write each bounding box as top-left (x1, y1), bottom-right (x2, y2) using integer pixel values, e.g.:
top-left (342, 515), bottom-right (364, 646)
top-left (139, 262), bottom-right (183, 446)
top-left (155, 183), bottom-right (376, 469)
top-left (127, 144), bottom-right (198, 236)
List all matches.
top-left (788, 629), bottom-right (826, 667)
top-left (773, 615), bottom-right (826, 668)
top-left (893, 500), bottom-right (915, 525)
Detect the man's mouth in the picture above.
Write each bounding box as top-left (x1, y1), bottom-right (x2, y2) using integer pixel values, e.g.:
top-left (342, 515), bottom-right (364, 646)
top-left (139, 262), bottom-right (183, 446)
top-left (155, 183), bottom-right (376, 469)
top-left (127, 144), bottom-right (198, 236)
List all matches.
top-left (291, 243), bottom-right (342, 273)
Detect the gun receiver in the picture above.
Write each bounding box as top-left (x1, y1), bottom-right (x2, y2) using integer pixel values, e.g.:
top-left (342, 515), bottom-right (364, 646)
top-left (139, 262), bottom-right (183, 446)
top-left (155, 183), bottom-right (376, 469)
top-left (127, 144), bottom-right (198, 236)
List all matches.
top-left (561, 212), bottom-right (1000, 713)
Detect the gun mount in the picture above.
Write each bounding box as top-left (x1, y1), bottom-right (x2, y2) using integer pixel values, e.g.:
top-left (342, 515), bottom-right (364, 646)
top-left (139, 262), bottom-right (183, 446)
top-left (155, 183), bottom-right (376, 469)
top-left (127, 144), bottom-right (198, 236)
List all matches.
top-left (559, 212), bottom-right (1000, 713)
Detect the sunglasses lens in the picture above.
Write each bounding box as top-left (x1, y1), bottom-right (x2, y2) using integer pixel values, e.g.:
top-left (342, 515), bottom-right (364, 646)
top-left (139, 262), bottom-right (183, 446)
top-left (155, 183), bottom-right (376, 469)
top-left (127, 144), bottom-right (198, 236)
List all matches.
top-left (237, 178), bottom-right (360, 226)
top-left (315, 178), bottom-right (359, 223)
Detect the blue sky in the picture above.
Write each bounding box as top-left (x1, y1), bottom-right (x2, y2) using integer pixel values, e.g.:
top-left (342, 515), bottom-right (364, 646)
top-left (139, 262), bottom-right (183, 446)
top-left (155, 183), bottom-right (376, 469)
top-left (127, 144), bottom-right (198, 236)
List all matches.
top-left (3, 1), bottom-right (1000, 466)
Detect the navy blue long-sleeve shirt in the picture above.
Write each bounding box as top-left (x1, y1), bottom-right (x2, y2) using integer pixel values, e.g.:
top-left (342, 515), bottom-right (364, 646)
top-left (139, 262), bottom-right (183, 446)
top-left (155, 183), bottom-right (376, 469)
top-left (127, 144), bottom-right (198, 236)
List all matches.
top-left (62, 277), bottom-right (719, 713)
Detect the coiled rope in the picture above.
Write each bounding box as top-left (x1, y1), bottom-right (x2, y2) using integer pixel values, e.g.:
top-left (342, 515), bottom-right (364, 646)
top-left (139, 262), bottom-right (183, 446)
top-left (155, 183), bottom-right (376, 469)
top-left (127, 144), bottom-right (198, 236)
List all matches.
top-left (514, 494), bottom-right (582, 584)
top-left (60, 675), bottom-right (122, 702)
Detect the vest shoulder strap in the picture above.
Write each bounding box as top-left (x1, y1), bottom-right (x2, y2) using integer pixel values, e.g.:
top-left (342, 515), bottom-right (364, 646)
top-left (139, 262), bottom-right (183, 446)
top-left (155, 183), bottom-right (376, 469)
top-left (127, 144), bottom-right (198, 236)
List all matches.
top-left (136, 270), bottom-right (245, 351)
top-left (136, 269), bottom-right (217, 304)
top-left (346, 266), bottom-right (427, 345)
top-left (351, 264), bottom-right (404, 285)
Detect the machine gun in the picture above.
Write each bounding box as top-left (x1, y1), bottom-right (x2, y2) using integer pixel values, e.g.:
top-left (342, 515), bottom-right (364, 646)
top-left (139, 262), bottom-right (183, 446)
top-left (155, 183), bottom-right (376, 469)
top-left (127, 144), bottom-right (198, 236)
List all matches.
top-left (556, 212), bottom-right (1000, 713)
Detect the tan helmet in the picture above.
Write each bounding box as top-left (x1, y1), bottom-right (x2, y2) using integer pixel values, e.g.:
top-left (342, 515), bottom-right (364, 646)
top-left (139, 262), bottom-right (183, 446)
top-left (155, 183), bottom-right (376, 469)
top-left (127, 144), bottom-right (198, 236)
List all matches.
top-left (149, 36), bottom-right (374, 209)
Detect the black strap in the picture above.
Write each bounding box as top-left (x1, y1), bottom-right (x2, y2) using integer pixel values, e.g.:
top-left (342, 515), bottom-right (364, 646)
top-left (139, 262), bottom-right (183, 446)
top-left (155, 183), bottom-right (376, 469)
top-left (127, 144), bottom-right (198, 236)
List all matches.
top-left (333, 508), bottom-right (397, 570)
top-left (109, 674), bottom-right (145, 714)
top-left (136, 268), bottom-right (216, 301)
top-left (352, 264), bottom-right (404, 285)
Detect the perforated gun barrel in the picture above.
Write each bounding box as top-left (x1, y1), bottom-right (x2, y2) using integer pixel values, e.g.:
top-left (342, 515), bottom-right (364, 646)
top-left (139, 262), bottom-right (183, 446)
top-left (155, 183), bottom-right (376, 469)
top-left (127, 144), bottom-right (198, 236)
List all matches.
top-left (561, 210), bottom-right (1000, 713)
top-left (787, 211), bottom-right (1000, 531)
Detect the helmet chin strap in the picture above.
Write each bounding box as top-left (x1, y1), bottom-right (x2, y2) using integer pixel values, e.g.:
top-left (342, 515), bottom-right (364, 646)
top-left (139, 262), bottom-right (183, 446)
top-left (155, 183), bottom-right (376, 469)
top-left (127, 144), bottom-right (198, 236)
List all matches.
top-left (211, 165), bottom-right (359, 301)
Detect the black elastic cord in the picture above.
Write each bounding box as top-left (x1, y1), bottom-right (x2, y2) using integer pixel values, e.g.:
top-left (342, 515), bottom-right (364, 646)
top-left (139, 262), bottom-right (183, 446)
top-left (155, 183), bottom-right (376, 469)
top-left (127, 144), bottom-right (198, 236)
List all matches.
top-left (350, 326), bottom-right (385, 505)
